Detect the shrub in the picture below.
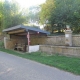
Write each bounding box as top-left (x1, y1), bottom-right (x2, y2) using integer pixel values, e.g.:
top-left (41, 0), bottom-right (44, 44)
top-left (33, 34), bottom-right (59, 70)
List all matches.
top-left (0, 41), bottom-right (4, 48)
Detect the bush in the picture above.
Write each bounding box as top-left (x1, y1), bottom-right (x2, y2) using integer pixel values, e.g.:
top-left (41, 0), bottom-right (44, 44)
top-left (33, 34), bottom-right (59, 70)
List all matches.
top-left (49, 32), bottom-right (65, 36)
top-left (0, 41), bottom-right (4, 48)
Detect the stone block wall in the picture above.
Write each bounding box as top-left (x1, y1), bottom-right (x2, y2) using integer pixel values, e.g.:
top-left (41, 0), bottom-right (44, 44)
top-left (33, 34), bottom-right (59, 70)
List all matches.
top-left (4, 34), bottom-right (80, 49)
top-left (40, 45), bottom-right (80, 57)
top-left (45, 35), bottom-right (80, 47)
top-left (5, 35), bottom-right (47, 49)
top-left (30, 35), bottom-right (47, 45)
top-left (45, 36), bottom-right (65, 46)
top-left (72, 35), bottom-right (80, 46)
top-left (5, 35), bottom-right (27, 49)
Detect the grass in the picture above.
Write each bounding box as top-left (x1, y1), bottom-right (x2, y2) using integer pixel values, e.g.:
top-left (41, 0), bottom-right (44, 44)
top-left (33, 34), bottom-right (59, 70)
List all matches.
top-left (0, 48), bottom-right (80, 75)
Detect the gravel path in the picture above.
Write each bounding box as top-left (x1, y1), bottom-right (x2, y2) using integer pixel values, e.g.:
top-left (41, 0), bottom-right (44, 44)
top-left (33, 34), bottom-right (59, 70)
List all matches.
top-left (0, 51), bottom-right (80, 80)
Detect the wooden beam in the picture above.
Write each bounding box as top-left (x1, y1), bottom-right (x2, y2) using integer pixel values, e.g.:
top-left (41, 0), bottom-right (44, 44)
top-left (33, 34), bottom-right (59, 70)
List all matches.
top-left (17, 33), bottom-right (27, 35)
top-left (8, 29), bottom-right (26, 34)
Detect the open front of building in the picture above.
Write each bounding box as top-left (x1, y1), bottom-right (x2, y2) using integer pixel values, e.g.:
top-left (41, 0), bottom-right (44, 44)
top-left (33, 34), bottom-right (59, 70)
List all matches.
top-left (3, 25), bottom-right (50, 52)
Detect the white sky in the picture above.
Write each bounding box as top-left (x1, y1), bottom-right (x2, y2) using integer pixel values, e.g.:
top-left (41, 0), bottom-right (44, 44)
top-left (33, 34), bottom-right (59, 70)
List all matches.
top-left (15, 0), bottom-right (46, 8)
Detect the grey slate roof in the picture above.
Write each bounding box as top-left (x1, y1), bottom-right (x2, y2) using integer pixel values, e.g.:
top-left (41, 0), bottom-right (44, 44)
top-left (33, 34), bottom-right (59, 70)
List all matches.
top-left (3, 25), bottom-right (50, 35)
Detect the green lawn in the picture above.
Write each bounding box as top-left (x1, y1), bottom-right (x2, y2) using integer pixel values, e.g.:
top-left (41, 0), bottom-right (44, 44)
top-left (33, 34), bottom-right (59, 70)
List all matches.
top-left (0, 48), bottom-right (80, 75)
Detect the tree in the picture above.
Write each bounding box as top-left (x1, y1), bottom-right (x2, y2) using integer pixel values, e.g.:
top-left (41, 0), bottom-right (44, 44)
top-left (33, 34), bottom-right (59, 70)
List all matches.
top-left (40, 0), bottom-right (80, 33)
top-left (3, 0), bottom-right (27, 28)
top-left (0, 0), bottom-right (3, 32)
top-left (40, 0), bottom-right (55, 24)
top-left (28, 5), bottom-right (41, 25)
top-left (40, 0), bottom-right (56, 33)
top-left (0, 0), bottom-right (28, 33)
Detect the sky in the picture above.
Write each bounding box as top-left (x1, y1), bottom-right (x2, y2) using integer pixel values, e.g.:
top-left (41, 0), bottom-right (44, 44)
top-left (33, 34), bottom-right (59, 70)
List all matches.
top-left (15, 0), bottom-right (46, 8)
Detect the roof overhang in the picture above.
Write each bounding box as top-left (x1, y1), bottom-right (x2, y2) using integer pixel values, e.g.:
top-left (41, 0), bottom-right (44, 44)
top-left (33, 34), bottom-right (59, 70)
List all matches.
top-left (3, 25), bottom-right (50, 35)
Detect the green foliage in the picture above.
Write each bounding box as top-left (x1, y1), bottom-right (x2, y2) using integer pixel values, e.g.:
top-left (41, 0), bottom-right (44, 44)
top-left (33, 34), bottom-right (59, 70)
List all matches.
top-left (28, 6), bottom-right (40, 24)
top-left (0, 41), bottom-right (4, 48)
top-left (0, 1), bottom-right (3, 32)
top-left (40, 0), bottom-right (80, 33)
top-left (0, 0), bottom-right (28, 32)
top-left (40, 0), bottom-right (55, 24)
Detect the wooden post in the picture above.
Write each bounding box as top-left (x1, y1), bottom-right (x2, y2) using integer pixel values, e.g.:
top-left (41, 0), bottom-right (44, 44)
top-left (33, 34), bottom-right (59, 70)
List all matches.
top-left (27, 32), bottom-right (30, 52)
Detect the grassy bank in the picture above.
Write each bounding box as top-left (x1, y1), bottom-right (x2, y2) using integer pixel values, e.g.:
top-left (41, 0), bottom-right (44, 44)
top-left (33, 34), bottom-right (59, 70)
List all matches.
top-left (0, 48), bottom-right (80, 75)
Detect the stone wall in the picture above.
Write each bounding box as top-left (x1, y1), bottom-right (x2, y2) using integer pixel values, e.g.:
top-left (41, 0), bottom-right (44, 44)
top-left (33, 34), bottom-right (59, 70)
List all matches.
top-left (30, 35), bottom-right (47, 45)
top-left (5, 35), bottom-right (27, 49)
top-left (39, 35), bottom-right (80, 57)
top-left (72, 35), bottom-right (80, 46)
top-left (4, 34), bottom-right (80, 49)
top-left (40, 45), bottom-right (80, 57)
top-left (44, 35), bottom-right (80, 46)
top-left (5, 35), bottom-right (47, 49)
top-left (45, 36), bottom-right (65, 46)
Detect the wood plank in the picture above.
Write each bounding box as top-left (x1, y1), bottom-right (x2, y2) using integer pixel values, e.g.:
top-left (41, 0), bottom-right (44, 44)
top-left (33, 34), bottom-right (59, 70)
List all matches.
top-left (8, 29), bottom-right (26, 34)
